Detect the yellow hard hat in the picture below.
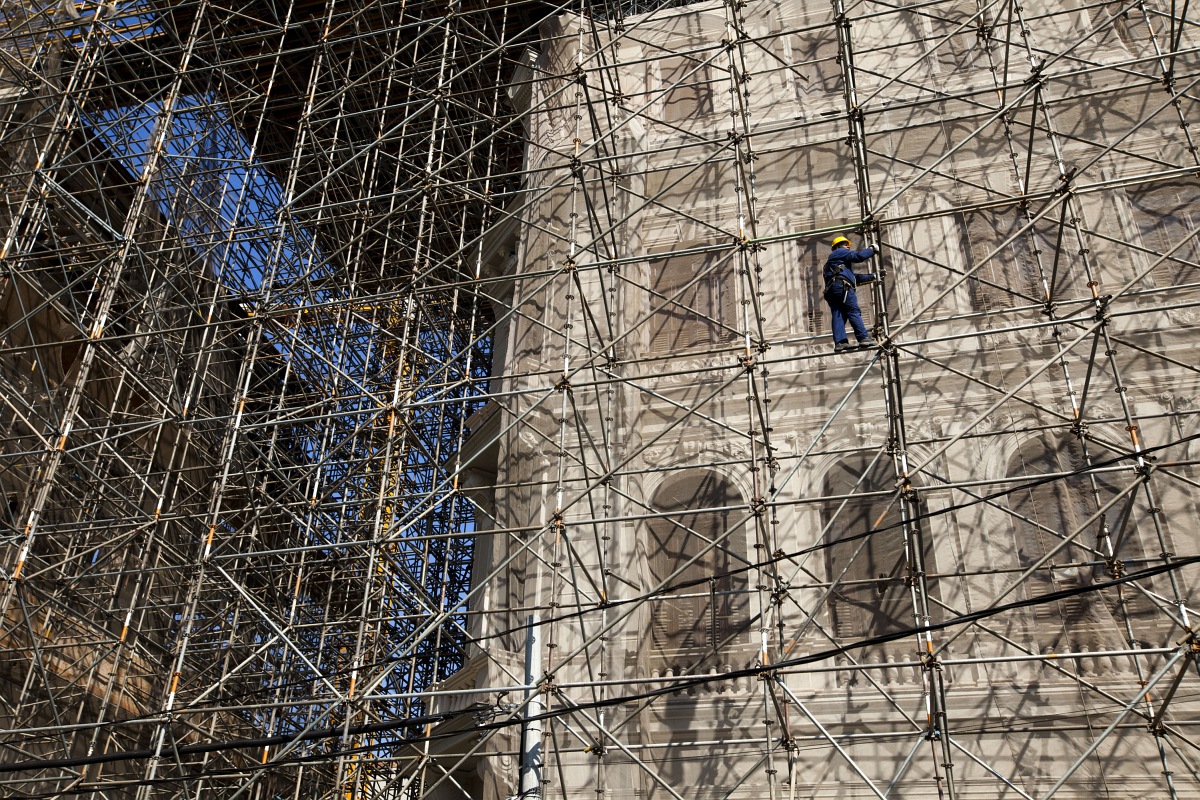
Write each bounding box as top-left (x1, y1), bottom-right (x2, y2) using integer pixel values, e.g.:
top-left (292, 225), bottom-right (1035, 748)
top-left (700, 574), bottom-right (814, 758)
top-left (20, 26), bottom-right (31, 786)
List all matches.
top-left (831, 236), bottom-right (851, 248)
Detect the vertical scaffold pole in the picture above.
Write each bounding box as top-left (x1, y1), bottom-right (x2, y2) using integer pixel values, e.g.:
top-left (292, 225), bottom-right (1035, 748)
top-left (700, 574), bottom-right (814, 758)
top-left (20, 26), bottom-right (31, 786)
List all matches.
top-left (519, 614), bottom-right (544, 800)
top-left (832, 2), bottom-right (958, 798)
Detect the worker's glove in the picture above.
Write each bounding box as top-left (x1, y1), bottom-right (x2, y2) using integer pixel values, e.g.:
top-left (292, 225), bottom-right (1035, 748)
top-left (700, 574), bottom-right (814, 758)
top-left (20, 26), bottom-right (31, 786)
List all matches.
top-left (871, 243), bottom-right (883, 255)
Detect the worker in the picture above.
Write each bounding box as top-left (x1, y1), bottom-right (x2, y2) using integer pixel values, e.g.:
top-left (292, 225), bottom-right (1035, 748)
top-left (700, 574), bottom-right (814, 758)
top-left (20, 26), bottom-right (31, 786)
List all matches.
top-left (823, 235), bottom-right (879, 353)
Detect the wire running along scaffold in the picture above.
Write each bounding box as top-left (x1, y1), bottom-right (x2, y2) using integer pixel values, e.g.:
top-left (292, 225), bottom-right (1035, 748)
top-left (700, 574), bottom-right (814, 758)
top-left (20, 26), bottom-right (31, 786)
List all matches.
top-left (0, 0), bottom-right (1198, 799)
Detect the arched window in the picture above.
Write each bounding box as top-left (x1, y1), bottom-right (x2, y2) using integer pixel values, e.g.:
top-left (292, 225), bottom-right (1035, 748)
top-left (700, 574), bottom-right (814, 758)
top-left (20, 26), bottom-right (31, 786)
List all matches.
top-left (795, 237), bottom-right (828, 340)
top-left (929, 0), bottom-right (984, 74)
top-left (1126, 178), bottom-right (1200, 289)
top-left (646, 470), bottom-right (749, 671)
top-left (956, 208), bottom-right (1041, 313)
top-left (660, 55), bottom-right (713, 122)
top-left (1008, 436), bottom-right (1123, 650)
top-left (788, 26), bottom-right (840, 106)
top-left (823, 455), bottom-right (923, 644)
top-left (647, 243), bottom-right (737, 356)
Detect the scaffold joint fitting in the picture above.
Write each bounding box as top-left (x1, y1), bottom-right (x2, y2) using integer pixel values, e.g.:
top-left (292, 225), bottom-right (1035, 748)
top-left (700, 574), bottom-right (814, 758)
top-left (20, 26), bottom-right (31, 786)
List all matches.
top-left (750, 496), bottom-right (766, 517)
top-left (1055, 168), bottom-right (1077, 194)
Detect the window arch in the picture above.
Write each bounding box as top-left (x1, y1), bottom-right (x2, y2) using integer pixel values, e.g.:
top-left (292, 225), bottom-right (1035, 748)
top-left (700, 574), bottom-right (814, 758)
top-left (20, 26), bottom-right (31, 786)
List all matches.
top-left (1126, 178), bottom-right (1200, 289)
top-left (822, 455), bottom-right (923, 644)
top-left (795, 237), bottom-right (828, 341)
top-left (788, 26), bottom-right (840, 107)
top-left (956, 207), bottom-right (1041, 313)
top-left (646, 470), bottom-right (749, 670)
top-left (660, 54), bottom-right (713, 123)
top-left (646, 243), bottom-right (738, 356)
top-left (1007, 435), bottom-right (1124, 650)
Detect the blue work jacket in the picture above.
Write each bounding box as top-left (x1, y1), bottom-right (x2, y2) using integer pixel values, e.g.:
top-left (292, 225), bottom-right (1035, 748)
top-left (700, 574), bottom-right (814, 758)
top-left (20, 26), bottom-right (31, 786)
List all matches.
top-left (823, 246), bottom-right (877, 297)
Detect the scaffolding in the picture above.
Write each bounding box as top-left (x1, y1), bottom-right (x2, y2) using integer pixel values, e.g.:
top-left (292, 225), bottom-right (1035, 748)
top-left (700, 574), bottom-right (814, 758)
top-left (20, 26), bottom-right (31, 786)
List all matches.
top-left (0, 0), bottom-right (1198, 798)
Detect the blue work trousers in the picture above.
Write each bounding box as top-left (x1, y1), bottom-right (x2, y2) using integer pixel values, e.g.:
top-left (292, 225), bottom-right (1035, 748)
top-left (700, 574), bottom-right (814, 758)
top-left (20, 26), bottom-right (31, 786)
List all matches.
top-left (826, 289), bottom-right (870, 344)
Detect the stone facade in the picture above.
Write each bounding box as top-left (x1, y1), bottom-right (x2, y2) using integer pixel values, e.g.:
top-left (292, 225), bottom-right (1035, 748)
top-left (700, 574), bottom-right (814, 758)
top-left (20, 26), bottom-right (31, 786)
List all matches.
top-left (437, 1), bottom-right (1200, 799)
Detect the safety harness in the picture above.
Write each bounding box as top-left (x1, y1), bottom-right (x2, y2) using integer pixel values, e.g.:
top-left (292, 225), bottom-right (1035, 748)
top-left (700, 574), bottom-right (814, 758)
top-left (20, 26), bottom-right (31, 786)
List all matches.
top-left (824, 273), bottom-right (855, 297)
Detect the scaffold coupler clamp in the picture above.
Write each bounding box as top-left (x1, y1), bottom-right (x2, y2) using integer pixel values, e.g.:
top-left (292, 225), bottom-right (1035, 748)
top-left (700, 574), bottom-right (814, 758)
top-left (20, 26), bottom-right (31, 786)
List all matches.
top-left (1055, 167), bottom-right (1077, 195)
top-left (921, 647), bottom-right (942, 675)
top-left (1024, 58), bottom-right (1046, 84)
top-left (756, 654), bottom-right (772, 680)
top-left (750, 496), bottom-right (767, 517)
top-left (1134, 454), bottom-right (1155, 479)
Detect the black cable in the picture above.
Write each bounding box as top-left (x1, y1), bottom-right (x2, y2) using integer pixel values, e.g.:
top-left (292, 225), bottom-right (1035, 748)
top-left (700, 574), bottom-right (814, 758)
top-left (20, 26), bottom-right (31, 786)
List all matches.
top-left (3, 551), bottom-right (1197, 778)
top-left (474, 429), bottom-right (1200, 644)
top-left (7, 425), bottom-right (1186, 753)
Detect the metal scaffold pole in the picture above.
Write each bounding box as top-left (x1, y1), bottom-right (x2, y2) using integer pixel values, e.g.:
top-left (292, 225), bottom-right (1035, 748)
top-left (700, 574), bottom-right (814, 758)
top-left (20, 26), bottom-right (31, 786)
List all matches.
top-left (0, 1), bottom-right (1197, 799)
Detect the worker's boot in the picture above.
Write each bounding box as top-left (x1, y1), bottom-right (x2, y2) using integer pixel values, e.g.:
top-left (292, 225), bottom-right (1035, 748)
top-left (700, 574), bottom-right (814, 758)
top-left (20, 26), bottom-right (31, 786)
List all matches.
top-left (857, 337), bottom-right (878, 350)
top-left (834, 341), bottom-right (853, 354)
